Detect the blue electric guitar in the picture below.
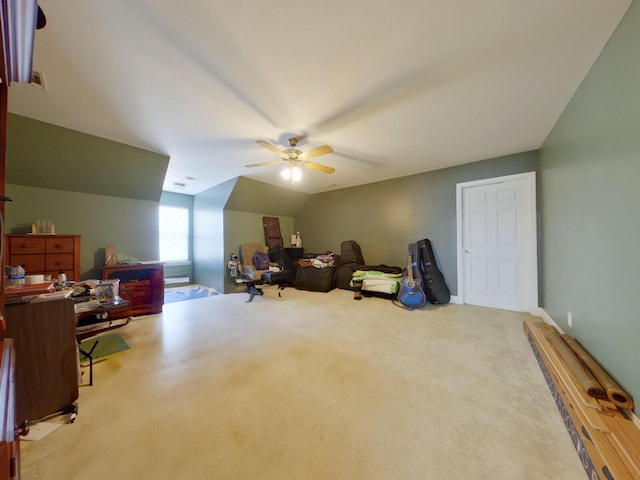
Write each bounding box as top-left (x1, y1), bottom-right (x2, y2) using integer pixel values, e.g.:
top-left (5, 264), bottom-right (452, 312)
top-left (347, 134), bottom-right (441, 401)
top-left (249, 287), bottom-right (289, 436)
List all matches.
top-left (397, 249), bottom-right (427, 310)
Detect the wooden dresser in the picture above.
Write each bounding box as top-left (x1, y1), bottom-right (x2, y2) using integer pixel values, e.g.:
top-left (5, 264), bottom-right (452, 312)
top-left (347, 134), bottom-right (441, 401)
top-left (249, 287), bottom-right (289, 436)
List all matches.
top-left (4, 234), bottom-right (81, 282)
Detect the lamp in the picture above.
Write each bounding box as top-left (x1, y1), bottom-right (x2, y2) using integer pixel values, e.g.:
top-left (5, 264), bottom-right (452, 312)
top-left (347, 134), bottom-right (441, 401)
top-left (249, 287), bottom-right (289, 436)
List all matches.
top-left (280, 165), bottom-right (302, 183)
top-left (1, 0), bottom-right (41, 85)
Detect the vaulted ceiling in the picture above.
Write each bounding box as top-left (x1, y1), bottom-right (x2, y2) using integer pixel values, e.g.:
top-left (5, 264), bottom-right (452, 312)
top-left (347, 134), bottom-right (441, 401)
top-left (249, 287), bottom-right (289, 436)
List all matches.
top-left (7, 0), bottom-right (632, 195)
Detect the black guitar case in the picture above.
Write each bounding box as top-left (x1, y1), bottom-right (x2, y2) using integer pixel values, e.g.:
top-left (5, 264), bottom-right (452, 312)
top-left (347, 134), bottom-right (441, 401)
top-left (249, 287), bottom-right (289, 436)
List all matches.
top-left (417, 238), bottom-right (450, 304)
top-left (408, 243), bottom-right (423, 289)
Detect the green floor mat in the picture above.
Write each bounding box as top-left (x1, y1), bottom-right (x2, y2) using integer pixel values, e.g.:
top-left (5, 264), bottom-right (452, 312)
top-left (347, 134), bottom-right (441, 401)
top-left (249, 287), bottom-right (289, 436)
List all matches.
top-left (79, 333), bottom-right (130, 362)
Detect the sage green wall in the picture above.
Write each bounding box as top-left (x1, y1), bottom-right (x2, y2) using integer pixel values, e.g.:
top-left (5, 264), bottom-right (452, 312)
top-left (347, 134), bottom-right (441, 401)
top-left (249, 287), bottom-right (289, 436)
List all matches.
top-left (4, 113), bottom-right (169, 279)
top-left (225, 177), bottom-right (310, 216)
top-left (295, 152), bottom-right (539, 295)
top-left (5, 184), bottom-right (159, 279)
top-left (540, 2), bottom-right (640, 402)
top-left (192, 178), bottom-right (237, 293)
top-left (7, 114), bottom-right (169, 202)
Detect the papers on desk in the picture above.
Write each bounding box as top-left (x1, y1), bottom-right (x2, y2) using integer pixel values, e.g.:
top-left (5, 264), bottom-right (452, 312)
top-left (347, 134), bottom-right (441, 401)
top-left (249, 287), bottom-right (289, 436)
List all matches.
top-left (74, 299), bottom-right (102, 314)
top-left (73, 296), bottom-right (126, 314)
top-left (4, 282), bottom-right (60, 304)
top-left (4, 289), bottom-right (73, 305)
top-left (4, 282), bottom-right (55, 297)
top-left (30, 289), bottom-right (74, 303)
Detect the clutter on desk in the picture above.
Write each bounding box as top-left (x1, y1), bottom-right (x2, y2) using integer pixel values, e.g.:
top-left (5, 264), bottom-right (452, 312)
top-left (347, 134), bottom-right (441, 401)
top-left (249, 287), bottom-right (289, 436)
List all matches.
top-left (71, 279), bottom-right (122, 313)
top-left (3, 277), bottom-right (80, 305)
top-left (30, 289), bottom-right (74, 303)
top-left (57, 270), bottom-right (67, 287)
top-left (8, 264), bottom-right (25, 285)
top-left (5, 282), bottom-right (56, 298)
top-left (25, 274), bottom-right (45, 284)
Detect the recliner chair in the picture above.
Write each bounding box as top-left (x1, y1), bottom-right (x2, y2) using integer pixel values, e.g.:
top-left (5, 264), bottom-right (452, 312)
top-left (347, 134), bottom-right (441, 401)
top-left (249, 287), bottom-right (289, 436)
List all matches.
top-left (239, 243), bottom-right (271, 282)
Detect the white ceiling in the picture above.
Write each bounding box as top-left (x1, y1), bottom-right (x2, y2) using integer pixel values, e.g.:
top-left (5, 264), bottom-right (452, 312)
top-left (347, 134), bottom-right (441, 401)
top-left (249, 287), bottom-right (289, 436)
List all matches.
top-left (7, 0), bottom-right (632, 195)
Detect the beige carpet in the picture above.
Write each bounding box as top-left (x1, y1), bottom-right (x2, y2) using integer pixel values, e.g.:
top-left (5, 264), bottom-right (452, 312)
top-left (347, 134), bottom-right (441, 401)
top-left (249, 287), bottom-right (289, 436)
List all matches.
top-left (21, 287), bottom-right (586, 480)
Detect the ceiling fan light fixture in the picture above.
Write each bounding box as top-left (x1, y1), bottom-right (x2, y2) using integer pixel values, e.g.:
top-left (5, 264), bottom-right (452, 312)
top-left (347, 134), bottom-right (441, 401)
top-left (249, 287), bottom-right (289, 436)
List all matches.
top-left (250, 137), bottom-right (334, 179)
top-left (281, 165), bottom-right (302, 183)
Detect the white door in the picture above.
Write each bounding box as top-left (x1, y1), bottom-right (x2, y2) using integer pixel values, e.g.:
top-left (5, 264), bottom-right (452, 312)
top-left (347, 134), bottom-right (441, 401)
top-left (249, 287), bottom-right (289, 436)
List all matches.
top-left (456, 173), bottom-right (537, 313)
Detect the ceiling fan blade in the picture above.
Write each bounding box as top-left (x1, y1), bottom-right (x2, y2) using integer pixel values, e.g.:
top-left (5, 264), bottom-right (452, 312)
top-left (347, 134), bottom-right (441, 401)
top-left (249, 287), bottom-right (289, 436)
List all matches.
top-left (302, 161), bottom-right (335, 174)
top-left (298, 144), bottom-right (333, 160)
top-left (256, 140), bottom-right (286, 158)
top-left (245, 160), bottom-right (285, 168)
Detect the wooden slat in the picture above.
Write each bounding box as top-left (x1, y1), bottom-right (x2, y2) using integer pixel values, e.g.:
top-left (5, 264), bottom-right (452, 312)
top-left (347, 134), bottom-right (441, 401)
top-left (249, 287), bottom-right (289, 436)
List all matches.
top-left (524, 320), bottom-right (640, 479)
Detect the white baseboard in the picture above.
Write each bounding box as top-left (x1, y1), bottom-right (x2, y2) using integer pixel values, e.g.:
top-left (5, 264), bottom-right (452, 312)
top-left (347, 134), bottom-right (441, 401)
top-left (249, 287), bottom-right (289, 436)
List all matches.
top-left (449, 295), bottom-right (462, 304)
top-left (538, 307), bottom-right (564, 333)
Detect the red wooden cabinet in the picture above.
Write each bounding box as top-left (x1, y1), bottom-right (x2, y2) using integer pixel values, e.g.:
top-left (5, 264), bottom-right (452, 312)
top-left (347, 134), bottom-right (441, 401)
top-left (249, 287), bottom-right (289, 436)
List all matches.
top-left (102, 263), bottom-right (164, 318)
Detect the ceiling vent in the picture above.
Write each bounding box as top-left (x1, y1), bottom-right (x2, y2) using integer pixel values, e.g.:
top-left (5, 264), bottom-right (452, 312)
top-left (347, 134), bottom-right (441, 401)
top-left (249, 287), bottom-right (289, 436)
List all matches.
top-left (30, 70), bottom-right (47, 90)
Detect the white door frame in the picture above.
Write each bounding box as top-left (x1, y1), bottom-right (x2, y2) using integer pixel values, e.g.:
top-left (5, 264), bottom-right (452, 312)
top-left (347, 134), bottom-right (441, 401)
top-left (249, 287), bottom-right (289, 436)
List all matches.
top-left (455, 172), bottom-right (538, 314)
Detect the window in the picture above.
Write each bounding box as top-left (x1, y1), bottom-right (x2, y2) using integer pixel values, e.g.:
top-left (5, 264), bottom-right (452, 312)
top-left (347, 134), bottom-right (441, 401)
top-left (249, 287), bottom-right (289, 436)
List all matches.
top-left (159, 206), bottom-right (189, 261)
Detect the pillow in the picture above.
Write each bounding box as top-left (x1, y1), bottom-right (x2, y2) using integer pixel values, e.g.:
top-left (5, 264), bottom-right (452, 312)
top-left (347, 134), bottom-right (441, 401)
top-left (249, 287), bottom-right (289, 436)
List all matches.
top-left (252, 251), bottom-right (270, 270)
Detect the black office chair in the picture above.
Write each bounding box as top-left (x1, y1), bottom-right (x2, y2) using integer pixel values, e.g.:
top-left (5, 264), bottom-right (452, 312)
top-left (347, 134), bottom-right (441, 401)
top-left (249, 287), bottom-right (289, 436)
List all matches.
top-left (262, 246), bottom-right (295, 296)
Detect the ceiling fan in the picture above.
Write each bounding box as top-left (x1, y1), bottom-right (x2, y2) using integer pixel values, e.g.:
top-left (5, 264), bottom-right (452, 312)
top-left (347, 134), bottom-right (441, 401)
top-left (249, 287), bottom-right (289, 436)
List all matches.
top-left (246, 137), bottom-right (335, 177)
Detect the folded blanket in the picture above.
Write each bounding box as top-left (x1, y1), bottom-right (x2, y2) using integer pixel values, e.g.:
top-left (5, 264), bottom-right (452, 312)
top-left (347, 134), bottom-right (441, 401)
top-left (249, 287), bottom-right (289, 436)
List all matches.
top-left (351, 270), bottom-right (402, 294)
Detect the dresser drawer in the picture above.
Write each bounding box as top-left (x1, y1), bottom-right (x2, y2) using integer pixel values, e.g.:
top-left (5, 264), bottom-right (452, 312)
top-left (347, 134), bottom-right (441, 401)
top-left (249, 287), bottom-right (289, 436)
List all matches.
top-left (121, 280), bottom-right (150, 301)
top-left (45, 237), bottom-right (76, 253)
top-left (7, 254), bottom-right (45, 272)
top-left (45, 254), bottom-right (75, 271)
top-left (8, 237), bottom-right (45, 254)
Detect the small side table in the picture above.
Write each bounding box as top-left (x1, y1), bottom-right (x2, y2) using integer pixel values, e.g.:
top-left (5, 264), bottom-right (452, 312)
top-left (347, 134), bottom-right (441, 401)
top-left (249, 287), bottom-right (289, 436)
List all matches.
top-left (284, 247), bottom-right (304, 266)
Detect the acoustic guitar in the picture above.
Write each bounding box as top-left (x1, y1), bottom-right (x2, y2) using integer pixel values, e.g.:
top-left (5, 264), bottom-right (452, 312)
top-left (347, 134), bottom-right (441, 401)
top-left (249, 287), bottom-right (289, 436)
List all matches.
top-left (397, 249), bottom-right (427, 310)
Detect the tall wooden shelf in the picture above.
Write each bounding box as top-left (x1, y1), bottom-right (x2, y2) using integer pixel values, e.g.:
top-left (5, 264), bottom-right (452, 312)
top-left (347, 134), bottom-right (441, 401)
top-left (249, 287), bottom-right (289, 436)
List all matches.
top-left (102, 263), bottom-right (164, 318)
